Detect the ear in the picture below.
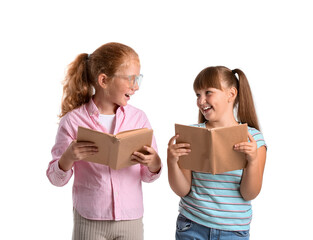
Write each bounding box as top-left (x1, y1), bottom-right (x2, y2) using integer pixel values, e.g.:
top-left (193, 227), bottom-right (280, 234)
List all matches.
top-left (97, 73), bottom-right (109, 89)
top-left (228, 87), bottom-right (238, 103)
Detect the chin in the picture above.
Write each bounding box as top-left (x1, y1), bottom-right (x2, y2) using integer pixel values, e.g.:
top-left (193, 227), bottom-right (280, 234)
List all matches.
top-left (119, 101), bottom-right (128, 107)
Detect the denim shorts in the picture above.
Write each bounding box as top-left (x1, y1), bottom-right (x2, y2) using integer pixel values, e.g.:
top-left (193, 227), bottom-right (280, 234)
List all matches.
top-left (176, 214), bottom-right (250, 240)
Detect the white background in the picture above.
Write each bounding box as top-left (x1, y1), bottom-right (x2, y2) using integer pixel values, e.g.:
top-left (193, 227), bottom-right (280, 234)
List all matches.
top-left (1, 0), bottom-right (312, 239)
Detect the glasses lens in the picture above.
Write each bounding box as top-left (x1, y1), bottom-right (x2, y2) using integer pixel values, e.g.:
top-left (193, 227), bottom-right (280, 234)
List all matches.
top-left (135, 74), bottom-right (143, 87)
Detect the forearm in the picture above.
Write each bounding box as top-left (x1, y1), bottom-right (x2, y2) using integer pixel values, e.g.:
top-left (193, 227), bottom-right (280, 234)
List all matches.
top-left (58, 152), bottom-right (75, 171)
top-left (46, 159), bottom-right (73, 187)
top-left (240, 161), bottom-right (263, 201)
top-left (167, 161), bottom-right (191, 197)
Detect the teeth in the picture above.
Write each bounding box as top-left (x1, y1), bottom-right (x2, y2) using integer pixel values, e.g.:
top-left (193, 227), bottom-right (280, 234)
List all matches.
top-left (203, 106), bottom-right (211, 110)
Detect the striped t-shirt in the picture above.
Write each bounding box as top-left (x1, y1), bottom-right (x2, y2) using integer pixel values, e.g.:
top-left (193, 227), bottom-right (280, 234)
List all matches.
top-left (179, 123), bottom-right (266, 231)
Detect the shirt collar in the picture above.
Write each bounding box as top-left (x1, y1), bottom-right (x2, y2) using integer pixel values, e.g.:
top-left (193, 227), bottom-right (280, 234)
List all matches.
top-left (86, 97), bottom-right (126, 118)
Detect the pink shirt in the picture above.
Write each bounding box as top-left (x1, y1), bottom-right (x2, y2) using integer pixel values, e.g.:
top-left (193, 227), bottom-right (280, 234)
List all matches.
top-left (46, 99), bottom-right (161, 220)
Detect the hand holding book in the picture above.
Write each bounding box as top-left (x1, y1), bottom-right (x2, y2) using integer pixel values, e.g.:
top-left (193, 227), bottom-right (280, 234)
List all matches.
top-left (77, 126), bottom-right (154, 170)
top-left (131, 146), bottom-right (162, 173)
top-left (59, 140), bottom-right (98, 171)
top-left (175, 123), bottom-right (248, 174)
top-left (167, 135), bottom-right (191, 164)
top-left (233, 131), bottom-right (258, 163)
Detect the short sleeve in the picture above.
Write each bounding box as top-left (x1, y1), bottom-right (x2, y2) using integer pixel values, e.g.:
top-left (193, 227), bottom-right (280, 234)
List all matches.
top-left (248, 127), bottom-right (267, 149)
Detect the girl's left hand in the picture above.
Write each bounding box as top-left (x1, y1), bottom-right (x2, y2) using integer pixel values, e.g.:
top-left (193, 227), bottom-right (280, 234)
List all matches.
top-left (131, 146), bottom-right (162, 173)
top-left (234, 132), bottom-right (257, 163)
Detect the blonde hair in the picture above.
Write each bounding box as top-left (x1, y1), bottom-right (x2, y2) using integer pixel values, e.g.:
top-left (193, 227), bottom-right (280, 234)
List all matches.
top-left (193, 66), bottom-right (260, 130)
top-left (59, 42), bottom-right (139, 118)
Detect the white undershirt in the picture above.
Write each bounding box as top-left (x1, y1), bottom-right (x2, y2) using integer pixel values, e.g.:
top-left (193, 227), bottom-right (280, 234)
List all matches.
top-left (98, 114), bottom-right (116, 134)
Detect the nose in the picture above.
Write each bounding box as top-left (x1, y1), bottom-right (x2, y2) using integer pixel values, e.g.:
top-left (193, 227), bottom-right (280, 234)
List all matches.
top-left (197, 95), bottom-right (206, 106)
top-left (131, 81), bottom-right (139, 91)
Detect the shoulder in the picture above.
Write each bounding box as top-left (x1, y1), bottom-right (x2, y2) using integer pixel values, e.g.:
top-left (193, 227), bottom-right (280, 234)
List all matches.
top-left (59, 104), bottom-right (87, 129)
top-left (248, 126), bottom-right (267, 149)
top-left (124, 104), bottom-right (147, 118)
top-left (122, 104), bottom-right (151, 128)
top-left (189, 122), bottom-right (206, 128)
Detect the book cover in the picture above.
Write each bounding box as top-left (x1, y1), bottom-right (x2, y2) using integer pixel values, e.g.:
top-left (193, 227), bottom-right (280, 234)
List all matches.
top-left (175, 123), bottom-right (248, 174)
top-left (77, 126), bottom-right (153, 170)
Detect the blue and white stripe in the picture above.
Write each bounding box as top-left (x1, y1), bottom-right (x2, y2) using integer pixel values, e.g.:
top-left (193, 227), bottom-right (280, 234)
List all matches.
top-left (179, 124), bottom-right (266, 231)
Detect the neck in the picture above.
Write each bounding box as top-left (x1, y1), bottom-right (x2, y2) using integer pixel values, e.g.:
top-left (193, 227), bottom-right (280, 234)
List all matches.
top-left (93, 93), bottom-right (118, 115)
top-left (205, 116), bottom-right (238, 129)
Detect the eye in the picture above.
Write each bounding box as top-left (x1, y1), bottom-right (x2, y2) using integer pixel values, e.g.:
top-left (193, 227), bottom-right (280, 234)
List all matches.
top-left (195, 93), bottom-right (200, 99)
top-left (127, 75), bottom-right (136, 85)
top-left (205, 90), bottom-right (212, 95)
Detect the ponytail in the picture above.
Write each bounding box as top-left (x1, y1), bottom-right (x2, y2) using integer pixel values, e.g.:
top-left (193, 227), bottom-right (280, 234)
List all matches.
top-left (232, 69), bottom-right (260, 131)
top-left (59, 53), bottom-right (93, 118)
top-left (194, 66), bottom-right (260, 131)
top-left (58, 42), bottom-right (139, 118)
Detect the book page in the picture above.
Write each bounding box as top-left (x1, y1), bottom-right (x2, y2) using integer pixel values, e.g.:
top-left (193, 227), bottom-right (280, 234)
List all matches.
top-left (115, 128), bottom-right (150, 139)
top-left (77, 126), bottom-right (115, 166)
top-left (175, 124), bottom-right (211, 172)
top-left (77, 127), bottom-right (153, 170)
top-left (212, 124), bottom-right (248, 174)
top-left (115, 129), bottom-right (153, 169)
top-left (175, 123), bottom-right (248, 174)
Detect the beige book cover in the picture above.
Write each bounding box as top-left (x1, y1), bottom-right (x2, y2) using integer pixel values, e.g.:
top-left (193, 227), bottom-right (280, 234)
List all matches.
top-left (77, 126), bottom-right (153, 170)
top-left (175, 123), bottom-right (248, 174)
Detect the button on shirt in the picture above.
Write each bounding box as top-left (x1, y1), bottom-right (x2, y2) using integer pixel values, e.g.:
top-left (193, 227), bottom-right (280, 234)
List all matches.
top-left (46, 99), bottom-right (161, 220)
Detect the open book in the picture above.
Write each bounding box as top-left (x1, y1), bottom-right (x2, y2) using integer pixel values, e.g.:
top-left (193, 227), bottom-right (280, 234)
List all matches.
top-left (175, 123), bottom-right (248, 174)
top-left (77, 126), bottom-right (153, 170)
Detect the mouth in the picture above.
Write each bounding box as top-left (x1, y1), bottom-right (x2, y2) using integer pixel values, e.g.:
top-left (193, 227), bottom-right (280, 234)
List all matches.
top-left (202, 105), bottom-right (212, 114)
top-left (125, 93), bottom-right (133, 99)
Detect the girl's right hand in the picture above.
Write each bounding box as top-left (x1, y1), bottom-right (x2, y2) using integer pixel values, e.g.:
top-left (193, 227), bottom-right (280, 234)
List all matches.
top-left (167, 135), bottom-right (191, 164)
top-left (59, 140), bottom-right (98, 171)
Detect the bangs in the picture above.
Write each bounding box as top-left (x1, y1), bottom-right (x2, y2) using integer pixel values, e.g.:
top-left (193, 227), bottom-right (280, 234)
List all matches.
top-left (193, 67), bottom-right (222, 92)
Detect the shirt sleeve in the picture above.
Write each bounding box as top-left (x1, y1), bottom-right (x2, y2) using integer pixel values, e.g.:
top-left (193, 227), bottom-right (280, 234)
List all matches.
top-left (140, 164), bottom-right (162, 183)
top-left (248, 127), bottom-right (267, 149)
top-left (139, 111), bottom-right (162, 183)
top-left (46, 118), bottom-right (74, 186)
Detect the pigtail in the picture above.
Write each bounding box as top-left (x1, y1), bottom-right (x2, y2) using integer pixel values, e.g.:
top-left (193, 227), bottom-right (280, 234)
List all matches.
top-left (232, 69), bottom-right (260, 131)
top-left (58, 42), bottom-right (139, 118)
top-left (59, 53), bottom-right (94, 118)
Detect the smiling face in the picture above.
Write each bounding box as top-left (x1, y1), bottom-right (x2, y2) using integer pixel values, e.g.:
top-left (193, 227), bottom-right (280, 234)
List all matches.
top-left (93, 57), bottom-right (141, 114)
top-left (193, 66), bottom-right (240, 128)
top-left (195, 83), bottom-right (238, 128)
top-left (107, 58), bottom-right (141, 106)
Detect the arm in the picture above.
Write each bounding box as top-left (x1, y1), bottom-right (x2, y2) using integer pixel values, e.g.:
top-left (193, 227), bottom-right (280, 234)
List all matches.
top-left (167, 135), bottom-right (192, 197)
top-left (132, 146), bottom-right (162, 173)
top-left (131, 146), bottom-right (162, 184)
top-left (234, 132), bottom-right (267, 201)
top-left (131, 112), bottom-right (162, 182)
top-left (58, 140), bottom-right (98, 171)
top-left (47, 120), bottom-right (98, 186)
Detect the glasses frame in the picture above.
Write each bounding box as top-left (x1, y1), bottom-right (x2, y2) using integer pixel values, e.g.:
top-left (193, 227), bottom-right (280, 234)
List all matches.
top-left (112, 74), bottom-right (143, 88)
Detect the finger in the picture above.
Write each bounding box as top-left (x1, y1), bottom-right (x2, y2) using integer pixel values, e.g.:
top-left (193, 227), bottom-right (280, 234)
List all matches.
top-left (168, 135), bottom-right (179, 146)
top-left (75, 141), bottom-right (97, 148)
top-left (74, 149), bottom-right (98, 160)
top-left (172, 143), bottom-right (191, 149)
top-left (132, 151), bottom-right (148, 160)
top-left (74, 145), bottom-right (98, 153)
top-left (81, 151), bottom-right (98, 157)
top-left (173, 148), bottom-right (191, 154)
top-left (177, 152), bottom-right (190, 157)
top-left (74, 150), bottom-right (98, 160)
top-left (131, 155), bottom-right (149, 165)
top-left (142, 146), bottom-right (155, 154)
top-left (234, 144), bottom-right (253, 152)
top-left (80, 146), bottom-right (99, 153)
top-left (247, 132), bottom-right (256, 143)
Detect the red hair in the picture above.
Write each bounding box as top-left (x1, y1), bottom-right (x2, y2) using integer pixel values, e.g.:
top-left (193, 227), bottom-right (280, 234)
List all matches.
top-left (59, 42), bottom-right (139, 118)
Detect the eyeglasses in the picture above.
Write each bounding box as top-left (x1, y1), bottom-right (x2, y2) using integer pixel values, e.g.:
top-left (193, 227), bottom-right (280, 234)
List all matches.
top-left (113, 74), bottom-right (143, 88)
